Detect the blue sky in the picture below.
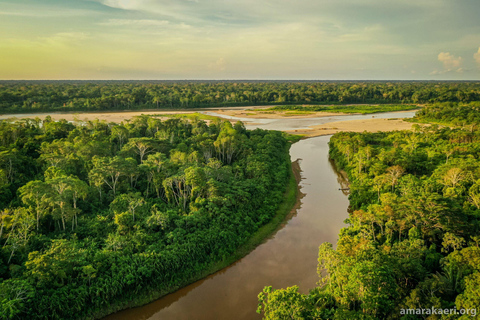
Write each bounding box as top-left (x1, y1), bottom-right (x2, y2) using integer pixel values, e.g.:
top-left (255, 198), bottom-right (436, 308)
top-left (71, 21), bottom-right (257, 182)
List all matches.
top-left (1, 0), bottom-right (479, 80)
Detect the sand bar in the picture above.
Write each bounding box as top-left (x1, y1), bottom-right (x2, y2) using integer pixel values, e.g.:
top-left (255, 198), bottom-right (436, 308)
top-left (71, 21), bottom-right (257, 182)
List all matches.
top-left (0, 108), bottom-right (421, 137)
top-left (287, 118), bottom-right (425, 137)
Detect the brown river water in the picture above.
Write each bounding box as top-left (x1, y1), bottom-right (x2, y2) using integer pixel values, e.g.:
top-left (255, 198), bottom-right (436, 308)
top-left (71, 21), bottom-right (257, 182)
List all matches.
top-left (103, 111), bottom-right (415, 320)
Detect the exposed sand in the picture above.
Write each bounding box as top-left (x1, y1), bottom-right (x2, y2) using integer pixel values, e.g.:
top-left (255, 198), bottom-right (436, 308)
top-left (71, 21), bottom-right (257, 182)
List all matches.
top-left (0, 111), bottom-right (198, 123)
top-left (212, 106), bottom-right (420, 119)
top-left (211, 109), bottom-right (344, 119)
top-left (287, 118), bottom-right (424, 137)
top-left (0, 108), bottom-right (422, 137)
top-left (0, 107), bottom-right (418, 122)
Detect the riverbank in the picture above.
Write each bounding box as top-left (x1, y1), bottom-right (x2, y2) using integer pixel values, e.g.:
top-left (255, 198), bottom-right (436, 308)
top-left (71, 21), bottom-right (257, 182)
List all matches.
top-left (210, 108), bottom-right (344, 119)
top-left (97, 152), bottom-right (301, 320)
top-left (0, 106), bottom-right (419, 123)
top-left (0, 108), bottom-right (423, 140)
top-left (0, 108), bottom-right (340, 122)
top-left (287, 117), bottom-right (427, 137)
top-left (0, 110), bottom-right (201, 123)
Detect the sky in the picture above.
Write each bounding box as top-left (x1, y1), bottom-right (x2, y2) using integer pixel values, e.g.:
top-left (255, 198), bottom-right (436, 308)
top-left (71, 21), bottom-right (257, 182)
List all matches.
top-left (1, 0), bottom-right (480, 80)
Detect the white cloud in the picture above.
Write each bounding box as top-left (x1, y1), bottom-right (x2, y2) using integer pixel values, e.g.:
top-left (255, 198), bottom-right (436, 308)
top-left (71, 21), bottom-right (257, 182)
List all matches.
top-left (0, 6), bottom-right (96, 18)
top-left (474, 47), bottom-right (480, 65)
top-left (437, 52), bottom-right (463, 71)
top-left (99, 19), bottom-right (169, 27)
top-left (98, 0), bottom-right (146, 10)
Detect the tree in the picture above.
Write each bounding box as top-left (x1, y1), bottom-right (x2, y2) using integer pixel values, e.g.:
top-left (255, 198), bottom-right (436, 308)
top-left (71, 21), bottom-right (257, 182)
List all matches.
top-left (386, 165), bottom-right (405, 192)
top-left (110, 125), bottom-right (129, 149)
top-left (0, 279), bottom-right (35, 320)
top-left (42, 167), bottom-right (89, 230)
top-left (122, 137), bottom-right (157, 163)
top-left (0, 149), bottom-right (21, 184)
top-left (66, 175), bottom-right (88, 230)
top-left (468, 180), bottom-right (480, 209)
top-left (140, 152), bottom-right (166, 198)
top-left (45, 167), bottom-right (74, 231)
top-left (38, 139), bottom-right (76, 171)
top-left (25, 239), bottom-right (88, 287)
top-left (18, 181), bottom-right (52, 230)
top-left (163, 174), bottom-right (190, 211)
top-left (442, 232), bottom-right (466, 253)
top-left (443, 167), bottom-right (465, 188)
top-left (372, 174), bottom-right (388, 202)
top-left (257, 286), bottom-right (311, 320)
top-left (89, 156), bottom-right (130, 197)
top-left (0, 209), bottom-right (11, 243)
top-left (214, 122), bottom-right (244, 164)
top-left (4, 208), bottom-right (35, 264)
top-left (110, 192), bottom-right (145, 222)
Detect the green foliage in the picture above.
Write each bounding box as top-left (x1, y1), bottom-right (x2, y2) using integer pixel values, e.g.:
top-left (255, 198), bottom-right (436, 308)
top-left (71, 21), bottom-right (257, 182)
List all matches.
top-left (259, 125), bottom-right (480, 319)
top-left (257, 286), bottom-right (315, 320)
top-left (0, 279), bottom-right (35, 320)
top-left (412, 101), bottom-right (480, 127)
top-left (269, 104), bottom-right (419, 114)
top-left (0, 116), bottom-right (292, 319)
top-left (0, 81), bottom-right (479, 113)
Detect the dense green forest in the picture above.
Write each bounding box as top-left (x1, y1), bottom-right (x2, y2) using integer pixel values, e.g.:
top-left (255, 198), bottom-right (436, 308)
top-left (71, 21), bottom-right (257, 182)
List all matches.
top-left (0, 115), bottom-right (293, 319)
top-left (0, 81), bottom-right (479, 113)
top-left (412, 102), bottom-right (480, 127)
top-left (258, 126), bottom-right (480, 319)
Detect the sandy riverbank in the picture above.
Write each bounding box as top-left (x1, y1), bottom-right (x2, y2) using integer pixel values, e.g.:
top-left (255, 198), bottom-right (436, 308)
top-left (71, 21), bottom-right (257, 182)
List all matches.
top-left (0, 108), bottom-right (421, 137)
top-left (210, 108), bottom-right (344, 119)
top-left (0, 106), bottom-right (419, 123)
top-left (0, 111), bottom-right (201, 123)
top-left (287, 118), bottom-right (424, 137)
top-left (211, 105), bottom-right (420, 119)
top-left (0, 107), bottom-right (342, 122)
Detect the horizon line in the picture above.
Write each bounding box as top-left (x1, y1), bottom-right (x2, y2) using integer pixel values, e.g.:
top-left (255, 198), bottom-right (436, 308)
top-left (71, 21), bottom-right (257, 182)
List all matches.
top-left (0, 79), bottom-right (479, 82)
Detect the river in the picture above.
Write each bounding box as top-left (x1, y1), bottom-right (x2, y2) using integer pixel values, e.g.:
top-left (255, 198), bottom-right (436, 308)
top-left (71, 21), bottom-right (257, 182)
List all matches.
top-left (103, 111), bottom-right (415, 320)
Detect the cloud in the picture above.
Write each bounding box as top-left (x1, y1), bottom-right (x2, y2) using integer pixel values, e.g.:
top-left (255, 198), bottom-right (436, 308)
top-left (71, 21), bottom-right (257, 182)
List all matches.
top-left (97, 0), bottom-right (147, 10)
top-left (0, 6), bottom-right (96, 18)
top-left (437, 52), bottom-right (463, 72)
top-left (99, 19), bottom-right (169, 27)
top-left (474, 47), bottom-right (480, 65)
top-left (209, 58), bottom-right (226, 71)
top-left (3, 0), bottom-right (480, 79)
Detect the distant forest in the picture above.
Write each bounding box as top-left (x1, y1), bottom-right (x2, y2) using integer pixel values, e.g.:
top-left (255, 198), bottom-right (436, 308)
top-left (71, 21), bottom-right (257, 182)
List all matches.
top-left (0, 81), bottom-right (479, 113)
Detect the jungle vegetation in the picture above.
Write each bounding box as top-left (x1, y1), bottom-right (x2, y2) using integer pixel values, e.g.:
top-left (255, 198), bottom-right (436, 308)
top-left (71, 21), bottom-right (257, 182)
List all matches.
top-left (0, 115), bottom-right (292, 319)
top-left (258, 125), bottom-right (480, 319)
top-left (412, 102), bottom-right (480, 127)
top-left (0, 81), bottom-right (479, 113)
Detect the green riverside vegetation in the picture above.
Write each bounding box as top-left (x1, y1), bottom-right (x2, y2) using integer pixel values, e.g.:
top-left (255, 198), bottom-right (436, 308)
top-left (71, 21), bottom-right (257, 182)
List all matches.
top-left (268, 104), bottom-right (419, 114)
top-left (411, 102), bottom-right (480, 127)
top-left (258, 125), bottom-right (480, 319)
top-left (0, 115), bottom-right (293, 319)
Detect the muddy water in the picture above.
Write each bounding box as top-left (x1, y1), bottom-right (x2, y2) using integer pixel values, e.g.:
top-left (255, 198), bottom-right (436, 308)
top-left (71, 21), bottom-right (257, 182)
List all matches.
top-left (104, 111), bottom-right (415, 320)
